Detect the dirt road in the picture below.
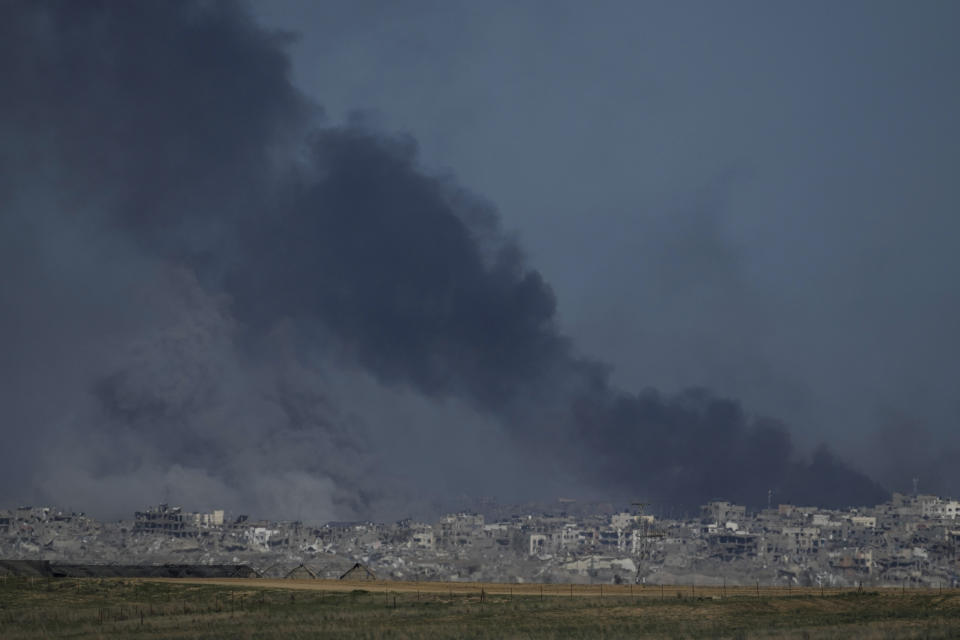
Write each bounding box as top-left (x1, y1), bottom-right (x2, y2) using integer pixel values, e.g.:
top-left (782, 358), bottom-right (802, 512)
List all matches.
top-left (141, 577), bottom-right (941, 600)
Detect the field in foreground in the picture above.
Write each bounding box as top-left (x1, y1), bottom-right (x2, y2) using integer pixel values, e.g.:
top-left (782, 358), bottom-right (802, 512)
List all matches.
top-left (1, 577), bottom-right (959, 639)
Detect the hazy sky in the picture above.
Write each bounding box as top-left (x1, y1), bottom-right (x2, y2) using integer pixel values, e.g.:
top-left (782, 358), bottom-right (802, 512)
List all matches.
top-left (254, 0), bottom-right (960, 479)
top-left (2, 1), bottom-right (957, 521)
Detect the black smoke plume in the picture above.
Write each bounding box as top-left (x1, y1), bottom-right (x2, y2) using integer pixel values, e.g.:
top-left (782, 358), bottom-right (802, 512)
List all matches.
top-left (0, 0), bottom-right (886, 519)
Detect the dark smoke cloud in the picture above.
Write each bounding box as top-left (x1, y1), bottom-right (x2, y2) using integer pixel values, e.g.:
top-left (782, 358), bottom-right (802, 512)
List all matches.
top-left (0, 0), bottom-right (885, 520)
top-left (864, 411), bottom-right (960, 499)
top-left (233, 126), bottom-right (572, 408)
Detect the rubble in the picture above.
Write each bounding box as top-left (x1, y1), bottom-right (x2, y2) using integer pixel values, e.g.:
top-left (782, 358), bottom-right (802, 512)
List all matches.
top-left (2, 492), bottom-right (959, 587)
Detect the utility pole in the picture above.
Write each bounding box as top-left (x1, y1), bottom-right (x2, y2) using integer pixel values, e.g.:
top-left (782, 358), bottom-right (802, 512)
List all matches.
top-left (631, 501), bottom-right (664, 585)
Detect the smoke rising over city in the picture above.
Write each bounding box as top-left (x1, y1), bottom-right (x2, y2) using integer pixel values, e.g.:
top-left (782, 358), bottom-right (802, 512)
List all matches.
top-left (2, 1), bottom-right (956, 521)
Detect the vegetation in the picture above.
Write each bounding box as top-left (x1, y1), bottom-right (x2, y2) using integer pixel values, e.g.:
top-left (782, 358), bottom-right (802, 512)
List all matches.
top-left (1, 576), bottom-right (959, 639)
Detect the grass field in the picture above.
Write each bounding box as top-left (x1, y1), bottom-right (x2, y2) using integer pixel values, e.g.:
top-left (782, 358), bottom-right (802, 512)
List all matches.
top-left (1, 576), bottom-right (959, 639)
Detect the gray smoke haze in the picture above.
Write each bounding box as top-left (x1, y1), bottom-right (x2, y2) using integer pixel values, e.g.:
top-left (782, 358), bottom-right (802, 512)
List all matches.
top-left (254, 1), bottom-right (960, 499)
top-left (0, 0), bottom-right (897, 521)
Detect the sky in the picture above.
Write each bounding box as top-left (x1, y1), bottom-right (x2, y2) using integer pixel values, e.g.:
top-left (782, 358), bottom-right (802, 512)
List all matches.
top-left (252, 0), bottom-right (960, 488)
top-left (1, 1), bottom-right (957, 521)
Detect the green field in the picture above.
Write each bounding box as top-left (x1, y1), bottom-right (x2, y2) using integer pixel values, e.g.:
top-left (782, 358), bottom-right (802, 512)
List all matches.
top-left (1, 576), bottom-right (959, 639)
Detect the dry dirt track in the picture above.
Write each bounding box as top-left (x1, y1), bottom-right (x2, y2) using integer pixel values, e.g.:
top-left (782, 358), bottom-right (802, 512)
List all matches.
top-left (141, 577), bottom-right (947, 600)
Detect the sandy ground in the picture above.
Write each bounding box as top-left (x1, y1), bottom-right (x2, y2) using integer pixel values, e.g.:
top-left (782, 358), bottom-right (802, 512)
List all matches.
top-left (140, 577), bottom-right (947, 600)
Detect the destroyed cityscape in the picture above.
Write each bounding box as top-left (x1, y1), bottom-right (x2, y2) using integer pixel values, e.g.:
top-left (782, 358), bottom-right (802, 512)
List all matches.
top-left (4, 490), bottom-right (959, 589)
top-left (4, 9), bottom-right (960, 639)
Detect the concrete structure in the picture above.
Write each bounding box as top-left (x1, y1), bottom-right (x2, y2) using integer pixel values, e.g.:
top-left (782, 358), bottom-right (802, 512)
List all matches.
top-left (134, 505), bottom-right (191, 538)
top-left (194, 510), bottom-right (225, 527)
top-left (7, 493), bottom-right (960, 588)
top-left (704, 501), bottom-right (746, 524)
top-left (411, 529), bottom-right (435, 550)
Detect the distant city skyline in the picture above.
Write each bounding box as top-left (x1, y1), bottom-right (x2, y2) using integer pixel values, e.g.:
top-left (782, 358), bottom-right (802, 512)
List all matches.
top-left (3, 490), bottom-right (958, 587)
